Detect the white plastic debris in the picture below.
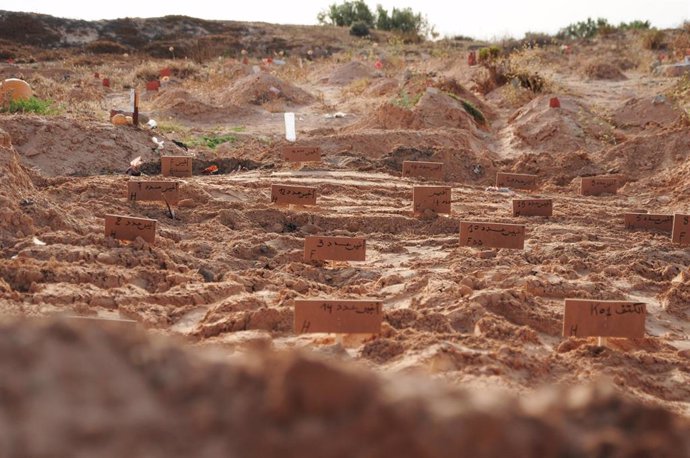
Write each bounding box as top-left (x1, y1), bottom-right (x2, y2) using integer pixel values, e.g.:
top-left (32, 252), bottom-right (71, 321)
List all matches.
top-left (32, 237), bottom-right (46, 246)
top-left (284, 112), bottom-right (296, 142)
top-left (146, 119), bottom-right (158, 129)
top-left (152, 137), bottom-right (165, 150)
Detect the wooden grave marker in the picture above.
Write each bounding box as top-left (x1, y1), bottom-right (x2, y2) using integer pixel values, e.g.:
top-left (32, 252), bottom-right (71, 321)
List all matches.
top-left (512, 199), bottom-right (552, 217)
top-left (460, 221), bottom-right (525, 249)
top-left (580, 176), bottom-right (621, 196)
top-left (413, 186), bottom-right (451, 215)
top-left (127, 181), bottom-right (180, 204)
top-left (304, 236), bottom-right (365, 261)
top-left (282, 145), bottom-right (321, 162)
top-left (294, 300), bottom-right (382, 334)
top-left (563, 299), bottom-right (646, 339)
top-left (271, 184), bottom-right (317, 206)
top-left (623, 213), bottom-right (673, 233)
top-left (161, 156), bottom-right (193, 177)
top-left (104, 214), bottom-right (157, 244)
top-left (496, 172), bottom-right (538, 190)
top-left (672, 214), bottom-right (690, 245)
top-left (402, 161), bottom-right (444, 180)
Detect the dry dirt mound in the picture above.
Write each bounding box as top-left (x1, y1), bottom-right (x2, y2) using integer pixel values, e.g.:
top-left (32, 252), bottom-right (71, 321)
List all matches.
top-left (612, 96), bottom-right (687, 131)
top-left (0, 114), bottom-right (186, 176)
top-left (0, 145), bottom-right (72, 245)
top-left (222, 73), bottom-right (315, 107)
top-left (149, 88), bottom-right (256, 123)
top-left (328, 61), bottom-right (375, 85)
top-left (508, 95), bottom-right (614, 154)
top-left (349, 88), bottom-right (483, 132)
top-left (0, 318), bottom-right (687, 458)
top-left (365, 78), bottom-right (399, 97)
top-left (582, 59), bottom-right (627, 81)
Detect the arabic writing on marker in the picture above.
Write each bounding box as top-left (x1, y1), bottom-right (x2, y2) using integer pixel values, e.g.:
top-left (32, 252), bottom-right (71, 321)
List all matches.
top-left (402, 161), bottom-right (444, 180)
top-left (304, 236), bottom-right (366, 261)
top-left (460, 221), bottom-right (526, 249)
top-left (623, 213), bottom-right (673, 232)
top-left (105, 214), bottom-right (157, 244)
top-left (512, 199), bottom-right (552, 217)
top-left (563, 299), bottom-right (646, 338)
top-left (283, 146), bottom-right (321, 162)
top-left (128, 181), bottom-right (180, 203)
top-left (496, 172), bottom-right (537, 190)
top-left (271, 184), bottom-right (317, 205)
top-left (294, 300), bottom-right (383, 333)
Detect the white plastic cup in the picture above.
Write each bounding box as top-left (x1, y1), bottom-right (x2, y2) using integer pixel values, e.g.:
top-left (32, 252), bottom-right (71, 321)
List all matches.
top-left (284, 112), bottom-right (296, 142)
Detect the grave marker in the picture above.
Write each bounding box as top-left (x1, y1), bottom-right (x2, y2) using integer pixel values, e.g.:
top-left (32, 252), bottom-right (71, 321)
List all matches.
top-left (672, 214), bottom-right (690, 245)
top-left (271, 184), bottom-right (317, 206)
top-left (294, 300), bottom-right (382, 334)
top-left (127, 181), bottom-right (180, 204)
top-left (104, 214), bottom-right (157, 244)
top-left (563, 299), bottom-right (646, 338)
top-left (146, 80), bottom-right (160, 91)
top-left (402, 161), bottom-right (444, 180)
top-left (460, 221), bottom-right (525, 249)
top-left (512, 199), bottom-right (553, 217)
top-left (580, 176), bottom-right (621, 196)
top-left (282, 146), bottom-right (321, 162)
top-left (496, 172), bottom-right (538, 190)
top-left (161, 156), bottom-right (193, 177)
top-left (160, 67), bottom-right (172, 77)
top-left (413, 186), bottom-right (451, 215)
top-left (304, 236), bottom-right (365, 261)
top-left (623, 213), bottom-right (673, 233)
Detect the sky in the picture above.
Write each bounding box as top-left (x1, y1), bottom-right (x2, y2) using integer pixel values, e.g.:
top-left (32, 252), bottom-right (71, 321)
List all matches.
top-left (3, 0), bottom-right (689, 40)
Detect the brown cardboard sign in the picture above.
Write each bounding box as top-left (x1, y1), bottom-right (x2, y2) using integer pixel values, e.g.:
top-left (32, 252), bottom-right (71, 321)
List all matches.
top-left (580, 176), bottom-right (621, 196)
top-left (161, 156), bottom-right (193, 177)
top-left (496, 172), bottom-right (538, 190)
top-left (402, 161), bottom-right (444, 180)
top-left (127, 181), bottom-right (180, 204)
top-left (294, 300), bottom-right (382, 334)
top-left (104, 214), bottom-right (157, 244)
top-left (459, 221), bottom-right (525, 249)
top-left (512, 199), bottom-right (553, 217)
top-left (271, 184), bottom-right (317, 206)
top-left (304, 236), bottom-right (366, 261)
top-left (672, 214), bottom-right (690, 245)
top-left (623, 213), bottom-right (673, 233)
top-left (282, 146), bottom-right (321, 162)
top-left (563, 299), bottom-right (646, 338)
top-left (413, 186), bottom-right (451, 215)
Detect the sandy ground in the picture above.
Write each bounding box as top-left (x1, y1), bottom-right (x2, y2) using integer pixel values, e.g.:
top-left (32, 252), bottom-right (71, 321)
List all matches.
top-left (1, 27), bottom-right (690, 455)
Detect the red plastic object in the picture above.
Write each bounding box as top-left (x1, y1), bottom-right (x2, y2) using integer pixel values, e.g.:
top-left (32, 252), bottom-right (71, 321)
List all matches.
top-left (160, 67), bottom-right (172, 77)
top-left (102, 78), bottom-right (110, 87)
top-left (146, 80), bottom-right (160, 91)
top-left (374, 59), bottom-right (383, 70)
top-left (467, 51), bottom-right (477, 66)
top-left (549, 97), bottom-right (560, 108)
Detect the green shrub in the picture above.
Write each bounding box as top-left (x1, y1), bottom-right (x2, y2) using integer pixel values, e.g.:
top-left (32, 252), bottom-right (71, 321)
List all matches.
top-left (192, 134), bottom-right (238, 149)
top-left (618, 20), bottom-right (651, 30)
top-left (478, 46), bottom-right (501, 62)
top-left (319, 1), bottom-right (431, 39)
top-left (459, 99), bottom-right (485, 125)
top-left (317, 0), bottom-right (374, 27)
top-left (558, 17), bottom-right (606, 39)
top-left (350, 21), bottom-right (370, 37)
top-left (1, 97), bottom-right (55, 114)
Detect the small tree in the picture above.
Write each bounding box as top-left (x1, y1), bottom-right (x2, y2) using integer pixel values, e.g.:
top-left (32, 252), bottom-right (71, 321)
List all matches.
top-left (317, 0), bottom-right (374, 27)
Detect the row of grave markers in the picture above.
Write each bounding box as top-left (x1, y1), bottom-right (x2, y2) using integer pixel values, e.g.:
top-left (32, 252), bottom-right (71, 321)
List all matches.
top-left (103, 150), bottom-right (687, 342)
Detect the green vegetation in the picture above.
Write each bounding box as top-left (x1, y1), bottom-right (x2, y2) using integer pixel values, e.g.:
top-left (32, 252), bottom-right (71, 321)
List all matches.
top-left (558, 17), bottom-right (652, 40)
top-left (1, 97), bottom-right (56, 115)
top-left (478, 46), bottom-right (501, 63)
top-left (445, 92), bottom-right (486, 125)
top-left (642, 29), bottom-right (666, 50)
top-left (191, 133), bottom-right (238, 149)
top-left (318, 1), bottom-right (433, 39)
top-left (391, 90), bottom-right (422, 109)
top-left (618, 20), bottom-right (651, 30)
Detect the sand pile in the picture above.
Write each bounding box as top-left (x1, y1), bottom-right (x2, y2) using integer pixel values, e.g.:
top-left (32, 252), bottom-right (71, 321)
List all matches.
top-left (0, 115), bottom-right (186, 176)
top-left (149, 88), bottom-right (255, 123)
top-left (612, 96), bottom-right (687, 131)
top-left (364, 78), bottom-right (399, 97)
top-left (508, 95), bottom-right (614, 154)
top-left (0, 318), bottom-right (687, 458)
top-left (350, 88), bottom-right (483, 131)
top-left (433, 77), bottom-right (496, 121)
top-left (222, 73), bottom-right (315, 107)
top-left (328, 61), bottom-right (375, 85)
top-left (582, 59), bottom-right (627, 80)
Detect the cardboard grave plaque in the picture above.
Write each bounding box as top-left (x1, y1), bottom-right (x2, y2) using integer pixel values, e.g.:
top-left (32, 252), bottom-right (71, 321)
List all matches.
top-left (580, 176), bottom-right (621, 196)
top-left (104, 214), bottom-right (157, 244)
top-left (563, 299), bottom-right (646, 338)
top-left (127, 181), bottom-right (180, 204)
top-left (413, 186), bottom-right (451, 215)
top-left (294, 300), bottom-right (383, 334)
top-left (496, 172), bottom-right (538, 190)
top-left (282, 146), bottom-right (321, 162)
top-left (271, 184), bottom-right (317, 206)
top-left (304, 236), bottom-right (366, 261)
top-left (512, 199), bottom-right (553, 217)
top-left (402, 161), bottom-right (444, 180)
top-left (672, 214), bottom-right (690, 245)
top-left (161, 156), bottom-right (193, 177)
top-left (160, 67), bottom-right (172, 77)
top-left (459, 221), bottom-right (525, 249)
top-left (623, 213), bottom-right (673, 233)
